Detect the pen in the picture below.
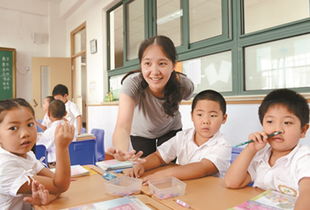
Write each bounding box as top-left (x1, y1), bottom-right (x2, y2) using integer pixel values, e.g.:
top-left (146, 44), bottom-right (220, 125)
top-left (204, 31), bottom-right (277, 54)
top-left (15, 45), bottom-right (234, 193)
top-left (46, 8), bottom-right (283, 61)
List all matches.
top-left (235, 131), bottom-right (282, 147)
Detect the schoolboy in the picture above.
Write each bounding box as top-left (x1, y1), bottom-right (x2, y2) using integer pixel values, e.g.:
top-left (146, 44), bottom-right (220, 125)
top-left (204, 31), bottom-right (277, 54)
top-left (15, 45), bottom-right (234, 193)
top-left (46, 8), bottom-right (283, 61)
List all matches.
top-left (37, 100), bottom-right (69, 165)
top-left (52, 84), bottom-right (82, 135)
top-left (125, 90), bottom-right (231, 181)
top-left (224, 89), bottom-right (310, 209)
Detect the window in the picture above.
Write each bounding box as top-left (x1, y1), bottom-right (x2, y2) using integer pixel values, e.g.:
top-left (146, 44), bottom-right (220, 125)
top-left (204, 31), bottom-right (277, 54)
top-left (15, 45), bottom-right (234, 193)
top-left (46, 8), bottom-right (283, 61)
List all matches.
top-left (244, 0), bottom-right (310, 34)
top-left (245, 34), bottom-right (310, 90)
top-left (156, 0), bottom-right (182, 47)
top-left (189, 0), bottom-right (222, 42)
top-left (183, 51), bottom-right (232, 93)
top-left (107, 0), bottom-right (310, 99)
top-left (109, 4), bottom-right (123, 69)
top-left (127, 0), bottom-right (145, 60)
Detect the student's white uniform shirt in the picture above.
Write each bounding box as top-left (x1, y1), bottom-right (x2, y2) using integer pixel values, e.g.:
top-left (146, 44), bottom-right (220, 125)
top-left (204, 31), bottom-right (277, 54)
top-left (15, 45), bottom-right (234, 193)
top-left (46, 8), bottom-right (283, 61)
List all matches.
top-left (65, 100), bottom-right (81, 135)
top-left (157, 128), bottom-right (231, 176)
top-left (248, 143), bottom-right (310, 196)
top-left (41, 113), bottom-right (51, 128)
top-left (0, 147), bottom-right (44, 210)
top-left (37, 120), bottom-right (66, 163)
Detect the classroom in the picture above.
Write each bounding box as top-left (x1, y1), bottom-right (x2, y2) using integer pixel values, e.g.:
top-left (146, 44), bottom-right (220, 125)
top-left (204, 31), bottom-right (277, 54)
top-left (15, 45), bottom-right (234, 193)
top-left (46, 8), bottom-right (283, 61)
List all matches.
top-left (0, 0), bottom-right (310, 209)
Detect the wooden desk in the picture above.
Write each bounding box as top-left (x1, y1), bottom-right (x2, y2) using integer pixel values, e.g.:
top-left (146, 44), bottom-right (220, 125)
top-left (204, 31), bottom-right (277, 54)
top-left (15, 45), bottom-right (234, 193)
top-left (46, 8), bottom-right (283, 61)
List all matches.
top-left (34, 172), bottom-right (171, 210)
top-left (142, 167), bottom-right (262, 210)
top-left (35, 174), bottom-right (116, 210)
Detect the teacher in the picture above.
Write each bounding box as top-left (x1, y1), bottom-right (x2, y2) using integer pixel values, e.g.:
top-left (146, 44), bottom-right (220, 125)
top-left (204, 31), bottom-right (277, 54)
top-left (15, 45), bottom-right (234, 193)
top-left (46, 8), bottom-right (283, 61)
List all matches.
top-left (112, 35), bottom-right (194, 158)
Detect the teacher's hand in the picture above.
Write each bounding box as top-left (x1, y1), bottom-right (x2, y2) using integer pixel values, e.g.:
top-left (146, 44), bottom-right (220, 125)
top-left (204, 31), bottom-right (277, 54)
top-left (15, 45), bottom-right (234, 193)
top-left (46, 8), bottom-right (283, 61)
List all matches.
top-left (107, 147), bottom-right (145, 164)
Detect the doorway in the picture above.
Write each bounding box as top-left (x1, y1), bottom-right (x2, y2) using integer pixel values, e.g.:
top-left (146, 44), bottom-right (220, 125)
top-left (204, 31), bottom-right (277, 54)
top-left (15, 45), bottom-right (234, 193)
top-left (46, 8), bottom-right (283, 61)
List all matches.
top-left (71, 22), bottom-right (87, 130)
top-left (31, 57), bottom-right (71, 119)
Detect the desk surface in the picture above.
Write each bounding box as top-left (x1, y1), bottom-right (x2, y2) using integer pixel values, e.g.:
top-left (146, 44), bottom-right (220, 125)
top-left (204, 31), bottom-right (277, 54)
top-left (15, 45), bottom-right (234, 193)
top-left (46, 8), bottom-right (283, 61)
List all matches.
top-left (142, 167), bottom-right (262, 210)
top-left (34, 173), bottom-right (170, 210)
top-left (35, 174), bottom-right (115, 210)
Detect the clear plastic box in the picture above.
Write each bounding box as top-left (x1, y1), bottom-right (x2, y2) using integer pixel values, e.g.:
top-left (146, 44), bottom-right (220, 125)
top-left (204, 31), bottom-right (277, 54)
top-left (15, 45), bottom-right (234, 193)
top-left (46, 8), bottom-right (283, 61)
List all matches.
top-left (104, 176), bottom-right (142, 196)
top-left (148, 176), bottom-right (186, 199)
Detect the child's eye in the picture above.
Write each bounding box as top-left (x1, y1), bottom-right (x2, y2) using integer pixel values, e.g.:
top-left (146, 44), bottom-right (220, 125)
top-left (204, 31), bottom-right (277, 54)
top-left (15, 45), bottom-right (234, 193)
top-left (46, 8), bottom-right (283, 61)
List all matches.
top-left (9, 126), bottom-right (17, 131)
top-left (28, 122), bottom-right (35, 127)
top-left (210, 114), bottom-right (218, 118)
top-left (197, 113), bottom-right (202, 117)
top-left (266, 120), bottom-right (273, 124)
top-left (159, 62), bottom-right (167, 66)
top-left (284, 121), bottom-right (293, 125)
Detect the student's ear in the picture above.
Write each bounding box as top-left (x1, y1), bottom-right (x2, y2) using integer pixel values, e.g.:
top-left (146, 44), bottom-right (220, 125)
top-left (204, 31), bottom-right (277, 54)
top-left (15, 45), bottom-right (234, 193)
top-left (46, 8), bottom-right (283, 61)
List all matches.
top-left (222, 114), bottom-right (228, 124)
top-left (300, 124), bottom-right (309, 138)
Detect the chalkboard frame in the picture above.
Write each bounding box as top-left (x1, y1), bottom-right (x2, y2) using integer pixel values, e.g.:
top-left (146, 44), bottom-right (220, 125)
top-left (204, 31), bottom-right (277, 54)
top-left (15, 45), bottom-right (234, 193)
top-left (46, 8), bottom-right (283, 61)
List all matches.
top-left (0, 47), bottom-right (16, 99)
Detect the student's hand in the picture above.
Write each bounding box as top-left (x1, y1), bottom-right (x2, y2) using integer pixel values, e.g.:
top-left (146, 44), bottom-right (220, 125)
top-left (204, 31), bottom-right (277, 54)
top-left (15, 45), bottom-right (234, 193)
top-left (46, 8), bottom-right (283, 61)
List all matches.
top-left (55, 123), bottom-right (74, 148)
top-left (124, 164), bottom-right (145, 178)
top-left (142, 172), bottom-right (165, 185)
top-left (106, 147), bottom-right (145, 164)
top-left (247, 131), bottom-right (269, 152)
top-left (23, 180), bottom-right (50, 206)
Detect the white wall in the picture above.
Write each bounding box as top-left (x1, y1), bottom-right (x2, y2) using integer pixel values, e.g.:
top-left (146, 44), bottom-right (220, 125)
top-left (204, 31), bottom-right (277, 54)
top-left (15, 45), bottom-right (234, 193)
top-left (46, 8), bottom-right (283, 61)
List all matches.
top-left (0, 0), bottom-right (49, 101)
top-left (88, 103), bottom-right (310, 151)
top-left (64, 0), bottom-right (118, 105)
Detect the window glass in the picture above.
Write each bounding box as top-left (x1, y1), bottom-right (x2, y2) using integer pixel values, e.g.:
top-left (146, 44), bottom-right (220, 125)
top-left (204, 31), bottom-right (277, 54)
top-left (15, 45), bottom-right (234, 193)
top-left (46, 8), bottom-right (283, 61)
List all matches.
top-left (183, 51), bottom-right (232, 93)
top-left (157, 0), bottom-right (182, 46)
top-left (109, 5), bottom-right (123, 69)
top-left (109, 74), bottom-right (127, 101)
top-left (245, 34), bottom-right (310, 90)
top-left (127, 0), bottom-right (144, 60)
top-left (189, 0), bottom-right (222, 43)
top-left (74, 28), bottom-right (86, 54)
top-left (244, 0), bottom-right (310, 33)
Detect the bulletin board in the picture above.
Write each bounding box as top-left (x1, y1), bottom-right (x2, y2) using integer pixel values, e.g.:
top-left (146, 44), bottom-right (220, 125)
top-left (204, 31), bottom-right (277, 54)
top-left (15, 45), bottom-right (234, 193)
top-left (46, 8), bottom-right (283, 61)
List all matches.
top-left (0, 48), bottom-right (16, 100)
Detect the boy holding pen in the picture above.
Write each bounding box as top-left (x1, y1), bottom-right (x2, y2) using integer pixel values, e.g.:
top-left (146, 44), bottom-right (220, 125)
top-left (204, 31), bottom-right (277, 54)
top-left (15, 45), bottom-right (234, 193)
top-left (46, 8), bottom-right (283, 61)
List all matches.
top-left (224, 89), bottom-right (310, 209)
top-left (125, 90), bottom-right (231, 181)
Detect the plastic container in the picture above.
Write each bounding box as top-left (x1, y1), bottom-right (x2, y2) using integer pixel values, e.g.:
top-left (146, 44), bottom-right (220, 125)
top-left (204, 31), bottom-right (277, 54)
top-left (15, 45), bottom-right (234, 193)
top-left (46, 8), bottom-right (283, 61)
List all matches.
top-left (148, 176), bottom-right (186, 199)
top-left (104, 175), bottom-right (142, 196)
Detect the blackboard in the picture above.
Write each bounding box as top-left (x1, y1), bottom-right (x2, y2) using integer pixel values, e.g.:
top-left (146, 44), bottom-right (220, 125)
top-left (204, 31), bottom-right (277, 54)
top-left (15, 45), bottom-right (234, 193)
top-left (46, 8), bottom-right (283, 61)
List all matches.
top-left (0, 48), bottom-right (16, 100)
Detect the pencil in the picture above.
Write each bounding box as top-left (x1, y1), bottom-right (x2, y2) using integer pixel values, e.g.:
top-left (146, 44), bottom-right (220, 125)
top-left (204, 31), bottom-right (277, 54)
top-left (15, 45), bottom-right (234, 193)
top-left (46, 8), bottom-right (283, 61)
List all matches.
top-left (234, 131), bottom-right (282, 147)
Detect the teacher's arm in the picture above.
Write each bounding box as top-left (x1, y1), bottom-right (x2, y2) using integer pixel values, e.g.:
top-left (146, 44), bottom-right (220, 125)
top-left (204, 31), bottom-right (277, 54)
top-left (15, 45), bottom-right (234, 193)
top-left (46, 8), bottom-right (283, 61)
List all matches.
top-left (112, 93), bottom-right (135, 152)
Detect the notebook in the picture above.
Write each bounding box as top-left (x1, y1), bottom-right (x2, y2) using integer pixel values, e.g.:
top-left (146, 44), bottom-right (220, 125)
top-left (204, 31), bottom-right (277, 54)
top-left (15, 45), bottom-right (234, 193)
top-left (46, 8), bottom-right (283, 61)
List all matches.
top-left (230, 189), bottom-right (296, 210)
top-left (50, 165), bottom-right (90, 177)
top-left (96, 159), bottom-right (133, 171)
top-left (61, 196), bottom-right (151, 210)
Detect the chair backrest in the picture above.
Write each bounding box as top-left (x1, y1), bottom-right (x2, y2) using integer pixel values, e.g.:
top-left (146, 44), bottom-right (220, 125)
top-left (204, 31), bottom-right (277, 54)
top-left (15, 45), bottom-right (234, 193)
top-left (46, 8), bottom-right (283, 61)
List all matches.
top-left (231, 147), bottom-right (243, 163)
top-left (90, 128), bottom-right (105, 161)
top-left (36, 119), bottom-right (43, 132)
top-left (81, 127), bottom-right (87, 134)
top-left (35, 144), bottom-right (48, 165)
top-left (69, 139), bottom-right (96, 165)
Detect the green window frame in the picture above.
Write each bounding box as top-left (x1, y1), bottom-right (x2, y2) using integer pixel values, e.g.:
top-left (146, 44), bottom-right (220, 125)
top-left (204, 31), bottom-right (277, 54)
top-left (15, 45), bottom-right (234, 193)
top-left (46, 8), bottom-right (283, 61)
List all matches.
top-left (106, 0), bottom-right (310, 99)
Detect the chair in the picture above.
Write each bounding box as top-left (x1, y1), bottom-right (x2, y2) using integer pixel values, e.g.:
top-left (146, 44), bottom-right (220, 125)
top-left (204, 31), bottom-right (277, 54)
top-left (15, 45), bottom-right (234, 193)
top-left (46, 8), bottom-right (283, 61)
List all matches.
top-left (35, 144), bottom-right (48, 166)
top-left (90, 128), bottom-right (105, 161)
top-left (230, 147), bottom-right (243, 163)
top-left (36, 119), bottom-right (43, 133)
top-left (69, 139), bottom-right (96, 165)
top-left (81, 127), bottom-right (87, 134)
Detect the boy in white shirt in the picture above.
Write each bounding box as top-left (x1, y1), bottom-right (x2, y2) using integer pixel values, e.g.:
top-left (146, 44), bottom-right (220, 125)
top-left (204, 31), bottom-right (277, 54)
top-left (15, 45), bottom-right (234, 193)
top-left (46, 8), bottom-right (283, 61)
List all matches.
top-left (125, 90), bottom-right (231, 181)
top-left (224, 89), bottom-right (310, 209)
top-left (36, 96), bottom-right (54, 131)
top-left (52, 84), bottom-right (82, 136)
top-left (37, 100), bottom-right (67, 165)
